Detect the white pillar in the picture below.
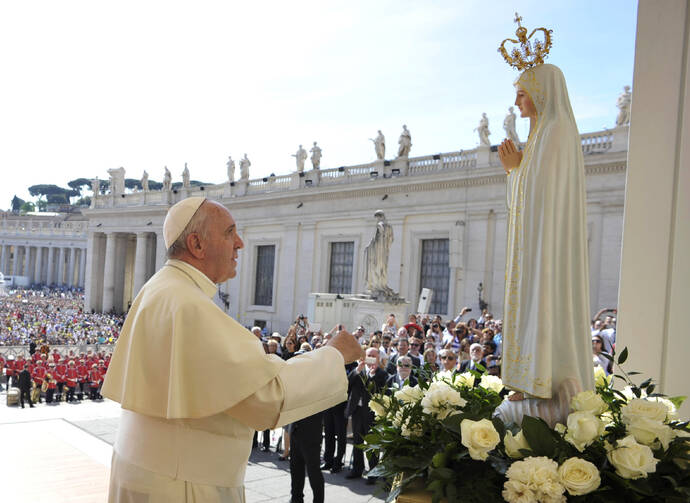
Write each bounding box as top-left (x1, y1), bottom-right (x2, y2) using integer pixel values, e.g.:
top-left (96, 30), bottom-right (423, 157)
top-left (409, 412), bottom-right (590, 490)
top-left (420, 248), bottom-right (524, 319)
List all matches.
top-left (57, 247), bottom-right (66, 285)
top-left (102, 233), bottom-right (117, 313)
top-left (16, 246), bottom-right (25, 276)
top-left (67, 247), bottom-right (76, 287)
top-left (46, 247), bottom-right (55, 286)
top-left (34, 246), bottom-right (42, 285)
top-left (155, 232), bottom-right (166, 272)
top-left (617, 0), bottom-right (690, 415)
top-left (0, 245), bottom-right (9, 274)
top-left (79, 248), bottom-right (87, 288)
top-left (133, 232), bottom-right (149, 297)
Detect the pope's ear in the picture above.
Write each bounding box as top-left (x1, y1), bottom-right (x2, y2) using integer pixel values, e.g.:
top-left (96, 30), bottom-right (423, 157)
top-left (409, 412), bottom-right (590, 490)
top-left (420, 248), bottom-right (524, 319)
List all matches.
top-left (185, 232), bottom-right (205, 258)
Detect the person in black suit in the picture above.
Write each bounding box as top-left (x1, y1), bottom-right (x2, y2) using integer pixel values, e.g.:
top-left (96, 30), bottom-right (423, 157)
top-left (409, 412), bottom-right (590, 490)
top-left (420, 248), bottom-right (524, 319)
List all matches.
top-left (321, 361), bottom-right (356, 473)
top-left (458, 343), bottom-right (487, 372)
top-left (385, 355), bottom-right (418, 389)
top-left (385, 337), bottom-right (420, 375)
top-left (18, 364), bottom-right (34, 409)
top-left (290, 410), bottom-right (325, 503)
top-left (345, 347), bottom-right (389, 482)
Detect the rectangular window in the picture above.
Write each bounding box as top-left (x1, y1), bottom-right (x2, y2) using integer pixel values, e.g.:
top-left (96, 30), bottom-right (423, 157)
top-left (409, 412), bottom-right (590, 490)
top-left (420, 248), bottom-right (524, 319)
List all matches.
top-left (254, 245), bottom-right (275, 306)
top-left (420, 239), bottom-right (450, 314)
top-left (328, 241), bottom-right (354, 294)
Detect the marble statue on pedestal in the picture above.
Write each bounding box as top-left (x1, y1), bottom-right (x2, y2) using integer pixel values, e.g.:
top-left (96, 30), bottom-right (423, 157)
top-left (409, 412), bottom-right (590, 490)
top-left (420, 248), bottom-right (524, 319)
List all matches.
top-left (397, 125), bottom-right (412, 158)
top-left (182, 163), bottom-right (191, 188)
top-left (616, 85), bottom-right (632, 126)
top-left (370, 130), bottom-right (385, 160)
top-left (475, 113), bottom-right (491, 146)
top-left (292, 145), bottom-right (308, 173)
top-left (239, 154), bottom-right (251, 180)
top-left (310, 142), bottom-right (322, 170)
top-left (107, 167), bottom-right (126, 195)
top-left (503, 107), bottom-right (520, 144)
top-left (226, 156), bottom-right (235, 183)
top-left (91, 178), bottom-right (100, 196)
top-left (364, 210), bottom-right (399, 300)
top-left (163, 167), bottom-right (172, 191)
top-left (141, 171), bottom-right (149, 192)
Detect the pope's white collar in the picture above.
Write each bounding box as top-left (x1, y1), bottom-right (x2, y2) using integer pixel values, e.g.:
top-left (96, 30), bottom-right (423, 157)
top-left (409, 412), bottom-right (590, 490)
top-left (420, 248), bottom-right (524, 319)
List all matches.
top-left (165, 259), bottom-right (218, 298)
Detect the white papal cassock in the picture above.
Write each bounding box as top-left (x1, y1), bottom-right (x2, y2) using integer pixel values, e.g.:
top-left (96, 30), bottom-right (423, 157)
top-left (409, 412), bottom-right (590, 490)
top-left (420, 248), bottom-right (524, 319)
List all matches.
top-left (102, 259), bottom-right (347, 502)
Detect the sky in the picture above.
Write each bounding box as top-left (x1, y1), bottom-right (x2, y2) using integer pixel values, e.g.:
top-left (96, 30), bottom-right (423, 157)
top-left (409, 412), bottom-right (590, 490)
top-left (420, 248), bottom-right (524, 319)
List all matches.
top-left (0, 1), bottom-right (638, 210)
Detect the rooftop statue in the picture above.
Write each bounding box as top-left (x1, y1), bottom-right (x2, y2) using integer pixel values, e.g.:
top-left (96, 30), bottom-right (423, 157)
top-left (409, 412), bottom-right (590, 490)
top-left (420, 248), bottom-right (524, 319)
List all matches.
top-left (616, 85), bottom-right (632, 126)
top-left (397, 125), bottom-right (412, 158)
top-left (163, 167), bottom-right (172, 191)
top-left (475, 113), bottom-right (491, 146)
top-left (310, 142), bottom-right (322, 170)
top-left (503, 107), bottom-right (520, 145)
top-left (239, 154), bottom-right (251, 180)
top-left (227, 156), bottom-right (235, 183)
top-left (369, 130), bottom-right (385, 160)
top-left (292, 145), bottom-right (308, 173)
top-left (182, 163), bottom-right (191, 188)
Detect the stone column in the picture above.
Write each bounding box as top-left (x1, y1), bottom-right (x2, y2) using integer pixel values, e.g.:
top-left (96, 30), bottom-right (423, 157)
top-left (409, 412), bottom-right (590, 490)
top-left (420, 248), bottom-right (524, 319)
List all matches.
top-left (133, 232), bottom-right (149, 296)
top-left (79, 248), bottom-right (87, 288)
top-left (0, 245), bottom-right (9, 274)
top-left (57, 247), bottom-right (66, 285)
top-left (101, 233), bottom-right (117, 313)
top-left (67, 247), bottom-right (76, 287)
top-left (46, 247), bottom-right (55, 286)
top-left (15, 246), bottom-right (24, 276)
top-left (33, 246), bottom-right (42, 285)
top-left (155, 232), bottom-right (166, 272)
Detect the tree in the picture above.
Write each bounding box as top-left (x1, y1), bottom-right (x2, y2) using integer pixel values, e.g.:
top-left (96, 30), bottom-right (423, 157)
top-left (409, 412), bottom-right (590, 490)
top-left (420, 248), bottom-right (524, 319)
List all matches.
top-left (20, 201), bottom-right (36, 213)
top-left (11, 195), bottom-right (25, 212)
top-left (124, 178), bottom-right (142, 191)
top-left (67, 178), bottom-right (93, 195)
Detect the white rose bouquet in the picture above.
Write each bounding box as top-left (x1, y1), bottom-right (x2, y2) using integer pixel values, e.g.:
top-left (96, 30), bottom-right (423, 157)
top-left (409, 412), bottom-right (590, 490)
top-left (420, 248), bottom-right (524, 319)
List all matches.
top-left (362, 348), bottom-right (690, 503)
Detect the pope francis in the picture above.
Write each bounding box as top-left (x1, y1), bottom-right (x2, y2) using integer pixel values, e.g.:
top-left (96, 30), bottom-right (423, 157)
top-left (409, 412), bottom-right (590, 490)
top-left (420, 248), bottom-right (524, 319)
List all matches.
top-left (102, 197), bottom-right (364, 503)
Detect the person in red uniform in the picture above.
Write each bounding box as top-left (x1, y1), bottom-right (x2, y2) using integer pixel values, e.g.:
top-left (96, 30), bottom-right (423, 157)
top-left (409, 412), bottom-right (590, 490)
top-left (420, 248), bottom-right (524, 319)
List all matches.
top-left (51, 349), bottom-right (60, 364)
top-left (76, 359), bottom-right (88, 400)
top-left (45, 366), bottom-right (57, 403)
top-left (89, 364), bottom-right (102, 400)
top-left (32, 361), bottom-right (46, 404)
top-left (0, 354), bottom-right (5, 391)
top-left (54, 359), bottom-right (67, 402)
top-left (5, 356), bottom-right (17, 389)
top-left (65, 361), bottom-right (79, 403)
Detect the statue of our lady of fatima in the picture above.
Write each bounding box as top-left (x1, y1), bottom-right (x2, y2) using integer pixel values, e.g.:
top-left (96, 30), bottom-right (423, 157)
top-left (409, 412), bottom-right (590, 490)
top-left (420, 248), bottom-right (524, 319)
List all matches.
top-left (494, 14), bottom-right (594, 427)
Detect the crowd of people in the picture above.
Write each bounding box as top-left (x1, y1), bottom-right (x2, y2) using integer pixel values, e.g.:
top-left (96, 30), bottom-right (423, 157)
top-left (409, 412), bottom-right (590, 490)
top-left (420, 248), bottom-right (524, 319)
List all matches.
top-left (0, 287), bottom-right (123, 346)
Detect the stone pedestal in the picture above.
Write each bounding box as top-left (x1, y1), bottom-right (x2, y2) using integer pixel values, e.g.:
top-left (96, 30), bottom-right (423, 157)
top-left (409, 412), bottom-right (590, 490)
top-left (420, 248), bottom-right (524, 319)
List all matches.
top-left (476, 145), bottom-right (491, 168)
top-left (307, 293), bottom-right (408, 334)
top-left (390, 157), bottom-right (409, 177)
top-left (610, 124), bottom-right (629, 152)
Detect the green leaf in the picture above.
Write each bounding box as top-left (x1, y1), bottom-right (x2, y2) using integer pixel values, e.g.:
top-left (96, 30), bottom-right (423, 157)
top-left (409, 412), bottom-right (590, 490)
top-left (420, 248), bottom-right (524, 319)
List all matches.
top-left (600, 351), bottom-right (614, 362)
top-left (669, 396), bottom-right (687, 409)
top-left (492, 417), bottom-right (506, 440)
top-left (617, 347), bottom-right (628, 365)
top-left (646, 383), bottom-right (656, 395)
top-left (639, 378), bottom-right (652, 389)
top-left (521, 415), bottom-right (556, 457)
top-left (627, 371), bottom-right (642, 375)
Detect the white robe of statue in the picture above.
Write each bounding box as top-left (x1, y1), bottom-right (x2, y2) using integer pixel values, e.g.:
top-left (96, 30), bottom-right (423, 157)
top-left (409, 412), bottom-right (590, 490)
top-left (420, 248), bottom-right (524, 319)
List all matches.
top-left (495, 64), bottom-right (594, 427)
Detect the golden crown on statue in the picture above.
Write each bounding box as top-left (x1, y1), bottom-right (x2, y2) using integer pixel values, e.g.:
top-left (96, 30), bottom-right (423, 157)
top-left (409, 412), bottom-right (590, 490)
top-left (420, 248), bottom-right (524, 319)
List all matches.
top-left (498, 13), bottom-right (553, 71)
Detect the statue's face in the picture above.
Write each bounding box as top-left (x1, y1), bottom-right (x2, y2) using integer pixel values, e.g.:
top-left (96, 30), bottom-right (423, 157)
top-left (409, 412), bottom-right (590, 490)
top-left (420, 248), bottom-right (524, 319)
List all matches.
top-left (515, 87), bottom-right (537, 119)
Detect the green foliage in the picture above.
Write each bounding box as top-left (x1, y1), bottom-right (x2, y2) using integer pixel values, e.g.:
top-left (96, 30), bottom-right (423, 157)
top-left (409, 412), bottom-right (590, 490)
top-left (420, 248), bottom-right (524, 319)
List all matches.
top-left (19, 201), bottom-right (35, 213)
top-left (67, 178), bottom-right (92, 194)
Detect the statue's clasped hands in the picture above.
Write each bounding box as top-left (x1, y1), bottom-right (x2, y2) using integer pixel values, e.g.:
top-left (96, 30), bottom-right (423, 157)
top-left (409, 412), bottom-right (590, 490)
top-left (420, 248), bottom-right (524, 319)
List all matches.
top-left (498, 139), bottom-right (522, 174)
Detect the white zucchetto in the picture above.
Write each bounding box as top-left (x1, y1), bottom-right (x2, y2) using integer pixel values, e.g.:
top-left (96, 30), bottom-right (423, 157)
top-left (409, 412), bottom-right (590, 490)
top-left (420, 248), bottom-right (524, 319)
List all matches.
top-left (162, 197), bottom-right (206, 249)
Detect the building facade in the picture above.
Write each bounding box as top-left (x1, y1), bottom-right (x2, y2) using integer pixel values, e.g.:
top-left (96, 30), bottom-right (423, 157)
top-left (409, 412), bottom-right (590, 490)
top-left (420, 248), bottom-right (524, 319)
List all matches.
top-left (69, 125), bottom-right (628, 331)
top-left (0, 214), bottom-right (88, 289)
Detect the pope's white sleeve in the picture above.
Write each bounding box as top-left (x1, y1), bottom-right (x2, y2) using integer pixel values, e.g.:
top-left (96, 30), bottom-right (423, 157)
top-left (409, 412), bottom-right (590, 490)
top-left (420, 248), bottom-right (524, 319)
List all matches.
top-left (224, 346), bottom-right (348, 430)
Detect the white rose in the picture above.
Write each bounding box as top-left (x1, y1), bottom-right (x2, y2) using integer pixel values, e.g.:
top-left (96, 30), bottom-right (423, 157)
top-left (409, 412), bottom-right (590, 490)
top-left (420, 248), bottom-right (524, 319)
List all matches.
top-left (606, 435), bottom-right (658, 479)
top-left (564, 411), bottom-right (605, 452)
top-left (394, 384), bottom-right (424, 405)
top-left (433, 369), bottom-right (454, 382)
top-left (479, 374), bottom-right (504, 393)
top-left (571, 390), bottom-right (608, 415)
top-left (460, 418), bottom-right (500, 461)
top-left (625, 416), bottom-right (676, 450)
top-left (502, 479), bottom-right (535, 503)
top-left (593, 366), bottom-right (612, 388)
top-left (649, 396), bottom-right (678, 421)
top-left (455, 371), bottom-right (476, 388)
top-left (504, 430), bottom-right (530, 459)
top-left (622, 398), bottom-right (668, 422)
top-left (558, 457), bottom-right (601, 496)
top-left (421, 380), bottom-right (466, 419)
top-left (506, 457), bottom-right (565, 502)
top-left (369, 395), bottom-right (391, 419)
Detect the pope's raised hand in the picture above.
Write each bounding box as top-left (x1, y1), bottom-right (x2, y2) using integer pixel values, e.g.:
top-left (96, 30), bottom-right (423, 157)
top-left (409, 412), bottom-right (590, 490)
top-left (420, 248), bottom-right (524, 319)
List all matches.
top-left (327, 325), bottom-right (365, 364)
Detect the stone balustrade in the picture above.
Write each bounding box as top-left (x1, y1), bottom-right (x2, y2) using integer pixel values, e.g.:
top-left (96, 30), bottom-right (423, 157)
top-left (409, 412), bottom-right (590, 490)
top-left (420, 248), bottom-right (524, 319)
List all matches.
top-left (0, 345), bottom-right (114, 359)
top-left (90, 126), bottom-right (628, 209)
top-left (0, 219), bottom-right (88, 237)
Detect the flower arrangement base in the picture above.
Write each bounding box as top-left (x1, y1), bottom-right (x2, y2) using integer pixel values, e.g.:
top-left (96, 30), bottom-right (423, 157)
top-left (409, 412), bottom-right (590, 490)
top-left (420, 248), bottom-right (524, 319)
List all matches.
top-left (396, 487), bottom-right (443, 503)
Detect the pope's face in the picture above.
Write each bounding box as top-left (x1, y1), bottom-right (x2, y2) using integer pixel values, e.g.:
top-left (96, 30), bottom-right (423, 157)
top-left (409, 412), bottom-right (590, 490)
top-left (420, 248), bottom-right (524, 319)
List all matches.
top-left (203, 203), bottom-right (244, 283)
top-left (515, 87), bottom-right (537, 119)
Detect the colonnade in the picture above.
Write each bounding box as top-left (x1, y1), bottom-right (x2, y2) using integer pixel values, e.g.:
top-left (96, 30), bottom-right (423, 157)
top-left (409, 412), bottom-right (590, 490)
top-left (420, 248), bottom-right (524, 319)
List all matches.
top-left (84, 230), bottom-right (165, 313)
top-left (0, 243), bottom-right (87, 288)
